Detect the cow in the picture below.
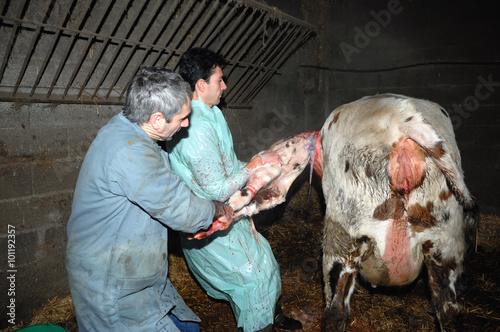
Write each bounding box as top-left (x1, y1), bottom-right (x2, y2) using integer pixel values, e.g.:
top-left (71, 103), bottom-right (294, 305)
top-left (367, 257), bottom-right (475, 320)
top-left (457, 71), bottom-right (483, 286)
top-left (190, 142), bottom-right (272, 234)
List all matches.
top-left (317, 94), bottom-right (479, 331)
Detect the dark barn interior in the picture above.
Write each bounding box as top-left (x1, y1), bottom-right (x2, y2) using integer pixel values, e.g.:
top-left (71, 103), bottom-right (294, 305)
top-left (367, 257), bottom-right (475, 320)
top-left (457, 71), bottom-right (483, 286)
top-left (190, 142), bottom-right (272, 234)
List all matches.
top-left (1, 0), bottom-right (499, 331)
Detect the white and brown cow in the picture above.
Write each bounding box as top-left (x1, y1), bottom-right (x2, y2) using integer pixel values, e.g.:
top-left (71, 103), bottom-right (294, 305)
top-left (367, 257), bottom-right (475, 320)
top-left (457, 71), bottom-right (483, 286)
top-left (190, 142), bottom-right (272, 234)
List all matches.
top-left (192, 93), bottom-right (477, 331)
top-left (318, 94), bottom-right (478, 331)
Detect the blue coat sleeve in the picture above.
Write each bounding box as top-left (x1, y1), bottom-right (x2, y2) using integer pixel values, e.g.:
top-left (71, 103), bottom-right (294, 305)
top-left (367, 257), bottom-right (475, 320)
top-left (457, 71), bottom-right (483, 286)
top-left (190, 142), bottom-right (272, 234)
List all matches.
top-left (107, 138), bottom-right (214, 233)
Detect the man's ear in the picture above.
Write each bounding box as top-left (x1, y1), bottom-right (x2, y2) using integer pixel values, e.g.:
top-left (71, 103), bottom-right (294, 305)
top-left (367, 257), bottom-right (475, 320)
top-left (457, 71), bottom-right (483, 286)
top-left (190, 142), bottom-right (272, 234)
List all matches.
top-left (149, 111), bottom-right (164, 130)
top-left (195, 79), bottom-right (205, 93)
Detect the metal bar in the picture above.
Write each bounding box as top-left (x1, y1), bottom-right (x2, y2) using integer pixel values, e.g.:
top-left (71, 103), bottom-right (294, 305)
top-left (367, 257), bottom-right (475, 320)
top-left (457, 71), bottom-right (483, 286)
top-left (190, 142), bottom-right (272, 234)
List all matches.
top-left (118, 0), bottom-right (185, 100)
top-left (160, 0), bottom-right (205, 68)
top-left (242, 28), bottom-right (304, 103)
top-left (222, 14), bottom-right (296, 103)
top-left (226, 11), bottom-right (263, 60)
top-left (222, 14), bottom-right (267, 103)
top-left (0, 15), bottom-right (179, 54)
top-left (30, 0), bottom-right (78, 97)
top-left (172, 0), bottom-right (219, 61)
top-left (227, 22), bottom-right (291, 103)
top-left (104, 0), bottom-right (166, 99)
top-left (201, 1), bottom-right (238, 49)
top-left (182, 0), bottom-right (223, 58)
top-left (46, 0), bottom-right (96, 98)
top-left (0, 0), bottom-right (8, 13)
top-left (263, 25), bottom-right (301, 67)
top-left (219, 7), bottom-right (257, 57)
top-left (222, 7), bottom-right (257, 53)
top-left (239, 0), bottom-right (317, 32)
top-left (63, 0), bottom-right (119, 98)
top-left (0, 93), bottom-right (124, 105)
top-left (221, 10), bottom-right (268, 104)
top-left (0, 0), bottom-right (29, 84)
top-left (211, 5), bottom-right (245, 54)
top-left (0, 14), bottom-right (282, 74)
top-left (90, 0), bottom-right (151, 100)
top-left (74, 0), bottom-right (142, 99)
top-left (12, 0), bottom-right (53, 96)
top-left (145, 0), bottom-right (186, 68)
top-left (223, 14), bottom-right (269, 103)
top-left (244, 28), bottom-right (311, 104)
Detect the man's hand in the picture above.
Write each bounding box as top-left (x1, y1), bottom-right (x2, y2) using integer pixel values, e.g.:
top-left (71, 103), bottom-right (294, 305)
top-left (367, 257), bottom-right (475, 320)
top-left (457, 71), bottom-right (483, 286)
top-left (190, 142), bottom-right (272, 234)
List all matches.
top-left (187, 201), bottom-right (234, 240)
top-left (213, 201), bottom-right (234, 230)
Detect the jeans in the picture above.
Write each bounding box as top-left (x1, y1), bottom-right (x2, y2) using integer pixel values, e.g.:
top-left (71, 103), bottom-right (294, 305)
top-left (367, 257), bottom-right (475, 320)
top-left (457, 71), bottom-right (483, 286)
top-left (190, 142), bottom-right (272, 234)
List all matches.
top-left (170, 314), bottom-right (200, 332)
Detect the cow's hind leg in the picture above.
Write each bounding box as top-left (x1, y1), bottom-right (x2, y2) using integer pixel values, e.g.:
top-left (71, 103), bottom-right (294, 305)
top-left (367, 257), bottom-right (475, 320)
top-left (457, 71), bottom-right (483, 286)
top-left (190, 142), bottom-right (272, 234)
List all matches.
top-left (423, 241), bottom-right (463, 332)
top-left (322, 219), bottom-right (363, 332)
top-left (322, 260), bottom-right (358, 332)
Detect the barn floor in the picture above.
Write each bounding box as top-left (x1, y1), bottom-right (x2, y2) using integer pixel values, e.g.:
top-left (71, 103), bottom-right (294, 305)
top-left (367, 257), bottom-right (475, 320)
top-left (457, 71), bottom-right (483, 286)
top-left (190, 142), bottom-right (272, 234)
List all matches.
top-left (170, 178), bottom-right (500, 332)
top-left (3, 178), bottom-right (500, 332)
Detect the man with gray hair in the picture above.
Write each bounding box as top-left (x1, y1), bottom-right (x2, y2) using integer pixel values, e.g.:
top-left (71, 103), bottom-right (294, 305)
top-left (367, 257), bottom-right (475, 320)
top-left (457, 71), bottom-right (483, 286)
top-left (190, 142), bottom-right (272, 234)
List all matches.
top-left (66, 67), bottom-right (233, 332)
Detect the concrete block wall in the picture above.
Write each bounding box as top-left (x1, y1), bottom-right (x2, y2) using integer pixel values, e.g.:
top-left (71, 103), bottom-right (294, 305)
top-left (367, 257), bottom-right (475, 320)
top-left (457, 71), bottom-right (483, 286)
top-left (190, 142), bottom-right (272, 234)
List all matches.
top-left (0, 102), bottom-right (121, 327)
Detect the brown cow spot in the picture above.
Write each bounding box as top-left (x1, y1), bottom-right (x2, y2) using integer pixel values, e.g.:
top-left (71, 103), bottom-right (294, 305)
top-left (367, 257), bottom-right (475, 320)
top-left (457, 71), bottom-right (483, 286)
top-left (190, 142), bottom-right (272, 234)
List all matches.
top-left (328, 113), bottom-right (340, 129)
top-left (373, 197), bottom-right (405, 221)
top-left (333, 112), bottom-right (340, 124)
top-left (422, 240), bottom-right (434, 254)
top-left (408, 203), bottom-right (437, 232)
top-left (439, 189), bottom-right (452, 201)
top-left (427, 141), bottom-right (445, 159)
top-left (253, 187), bottom-right (280, 205)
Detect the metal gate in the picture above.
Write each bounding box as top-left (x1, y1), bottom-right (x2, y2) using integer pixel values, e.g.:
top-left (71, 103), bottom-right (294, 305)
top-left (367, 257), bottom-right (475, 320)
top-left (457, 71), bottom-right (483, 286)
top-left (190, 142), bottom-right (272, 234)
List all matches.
top-left (0, 0), bottom-right (315, 108)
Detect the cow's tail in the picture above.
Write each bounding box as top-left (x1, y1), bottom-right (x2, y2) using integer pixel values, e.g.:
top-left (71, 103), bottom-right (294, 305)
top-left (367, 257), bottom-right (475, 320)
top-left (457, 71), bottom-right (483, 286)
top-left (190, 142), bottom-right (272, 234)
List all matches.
top-left (292, 129), bottom-right (323, 184)
top-left (399, 117), bottom-right (475, 209)
top-left (399, 116), bottom-right (479, 247)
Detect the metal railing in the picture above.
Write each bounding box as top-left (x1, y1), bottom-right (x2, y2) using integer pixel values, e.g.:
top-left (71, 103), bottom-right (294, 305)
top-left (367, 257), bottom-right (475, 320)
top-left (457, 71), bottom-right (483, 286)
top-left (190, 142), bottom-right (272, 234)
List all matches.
top-left (0, 0), bottom-right (315, 108)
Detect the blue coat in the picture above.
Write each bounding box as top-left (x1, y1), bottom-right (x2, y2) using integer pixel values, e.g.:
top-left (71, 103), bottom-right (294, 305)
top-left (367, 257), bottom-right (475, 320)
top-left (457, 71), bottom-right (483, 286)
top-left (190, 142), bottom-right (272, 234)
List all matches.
top-left (66, 112), bottom-right (214, 331)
